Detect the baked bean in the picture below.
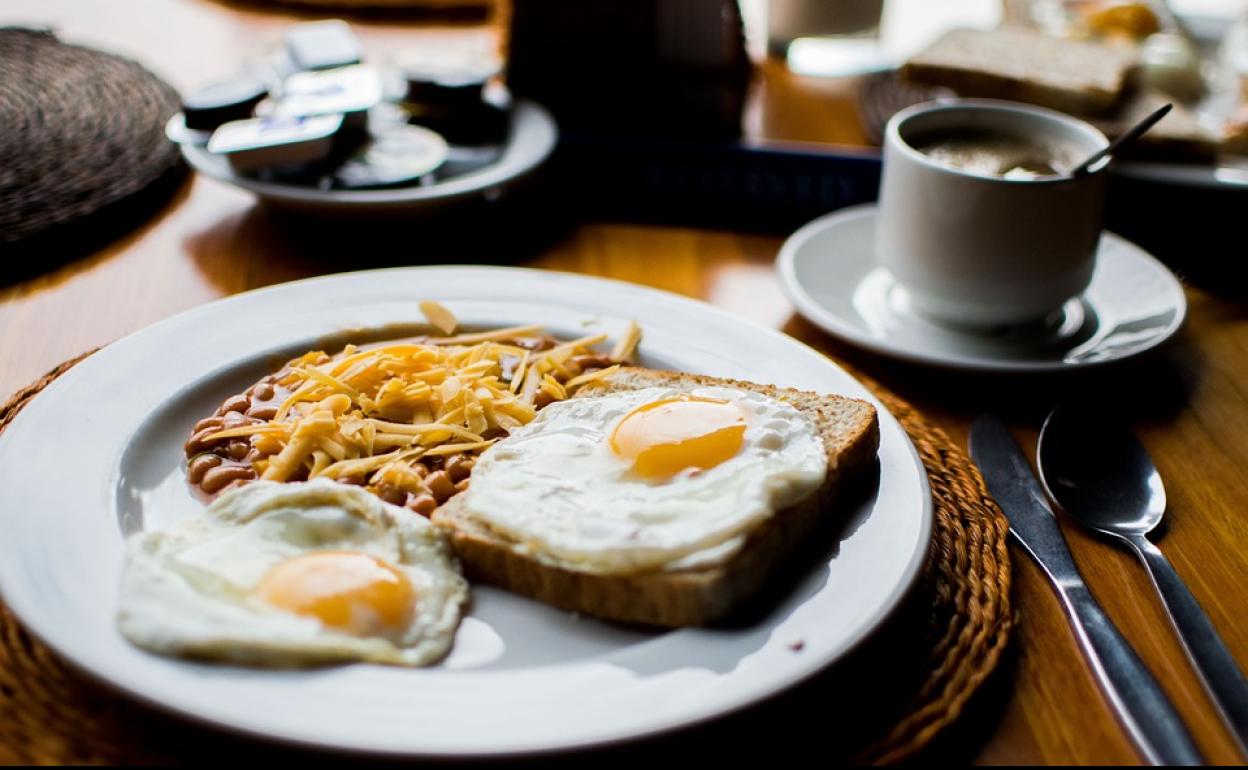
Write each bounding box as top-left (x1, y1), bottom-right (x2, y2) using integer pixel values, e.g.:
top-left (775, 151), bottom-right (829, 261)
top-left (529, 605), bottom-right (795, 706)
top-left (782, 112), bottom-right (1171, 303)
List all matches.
top-left (227, 440), bottom-right (250, 460)
top-left (222, 412), bottom-right (256, 429)
top-left (534, 391), bottom-right (554, 410)
top-left (503, 336), bottom-right (557, 352)
top-left (339, 473), bottom-right (366, 486)
top-left (445, 454), bottom-right (474, 482)
top-left (216, 394), bottom-right (251, 416)
top-left (378, 486), bottom-right (407, 507)
top-left (201, 465), bottom-right (256, 494)
top-left (424, 470), bottom-right (455, 502)
top-left (245, 448), bottom-right (264, 463)
top-left (249, 382), bottom-right (276, 401)
top-left (406, 494), bottom-right (437, 516)
top-left (246, 404), bottom-right (278, 420)
top-left (185, 426), bottom-right (227, 455)
top-left (193, 415), bottom-right (225, 434)
top-left (454, 478), bottom-right (470, 493)
top-left (571, 354), bottom-right (613, 371)
top-left (187, 454), bottom-right (223, 484)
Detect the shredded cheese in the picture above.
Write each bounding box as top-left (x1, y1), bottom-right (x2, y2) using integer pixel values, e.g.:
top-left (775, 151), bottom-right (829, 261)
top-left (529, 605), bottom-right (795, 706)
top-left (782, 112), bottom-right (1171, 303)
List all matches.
top-left (203, 315), bottom-right (638, 498)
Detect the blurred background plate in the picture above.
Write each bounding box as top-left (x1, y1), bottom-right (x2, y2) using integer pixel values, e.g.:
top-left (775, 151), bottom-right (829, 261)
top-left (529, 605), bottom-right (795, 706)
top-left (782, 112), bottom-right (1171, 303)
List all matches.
top-left (180, 99), bottom-right (556, 218)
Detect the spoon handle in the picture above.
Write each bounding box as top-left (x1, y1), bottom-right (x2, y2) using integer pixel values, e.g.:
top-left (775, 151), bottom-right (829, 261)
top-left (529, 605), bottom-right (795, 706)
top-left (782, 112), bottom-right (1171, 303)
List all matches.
top-left (1128, 534), bottom-right (1248, 756)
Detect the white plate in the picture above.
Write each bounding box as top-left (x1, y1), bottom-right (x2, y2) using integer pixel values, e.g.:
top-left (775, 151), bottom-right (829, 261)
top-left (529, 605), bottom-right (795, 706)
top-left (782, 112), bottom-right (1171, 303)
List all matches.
top-left (0, 266), bottom-right (931, 757)
top-left (180, 100), bottom-right (557, 217)
top-left (777, 205), bottom-right (1187, 373)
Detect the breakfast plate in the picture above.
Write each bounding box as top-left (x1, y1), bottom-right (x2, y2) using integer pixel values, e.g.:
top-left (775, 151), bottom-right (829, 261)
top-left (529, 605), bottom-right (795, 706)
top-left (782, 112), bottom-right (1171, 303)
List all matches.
top-left (777, 205), bottom-right (1187, 373)
top-left (0, 266), bottom-right (931, 756)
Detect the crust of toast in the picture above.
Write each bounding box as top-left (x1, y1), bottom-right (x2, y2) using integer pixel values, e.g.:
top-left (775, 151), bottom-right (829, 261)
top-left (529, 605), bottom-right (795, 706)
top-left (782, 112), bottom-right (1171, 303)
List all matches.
top-left (431, 368), bottom-right (880, 627)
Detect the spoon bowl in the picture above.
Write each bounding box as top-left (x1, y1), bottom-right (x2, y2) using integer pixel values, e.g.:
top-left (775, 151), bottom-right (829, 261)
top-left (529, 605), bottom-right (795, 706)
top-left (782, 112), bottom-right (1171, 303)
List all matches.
top-left (1038, 403), bottom-right (1166, 538)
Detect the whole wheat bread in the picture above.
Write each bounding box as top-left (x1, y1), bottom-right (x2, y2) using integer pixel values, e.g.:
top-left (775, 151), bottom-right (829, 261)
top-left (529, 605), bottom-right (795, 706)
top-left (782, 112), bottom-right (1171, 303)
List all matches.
top-left (431, 367), bottom-right (880, 627)
top-left (902, 27), bottom-right (1137, 115)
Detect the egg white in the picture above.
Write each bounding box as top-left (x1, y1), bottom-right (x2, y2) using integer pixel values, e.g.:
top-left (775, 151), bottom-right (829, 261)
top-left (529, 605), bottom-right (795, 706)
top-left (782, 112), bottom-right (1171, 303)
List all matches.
top-left (117, 479), bottom-right (468, 667)
top-left (461, 386), bottom-right (828, 574)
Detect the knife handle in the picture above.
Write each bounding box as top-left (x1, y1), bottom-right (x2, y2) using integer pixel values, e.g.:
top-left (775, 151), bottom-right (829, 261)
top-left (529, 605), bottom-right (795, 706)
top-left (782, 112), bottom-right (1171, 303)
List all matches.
top-left (1061, 583), bottom-right (1204, 765)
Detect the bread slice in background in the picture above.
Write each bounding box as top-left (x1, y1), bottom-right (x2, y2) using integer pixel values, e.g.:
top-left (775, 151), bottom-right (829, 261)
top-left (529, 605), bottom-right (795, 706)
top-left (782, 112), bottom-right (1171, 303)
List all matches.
top-left (902, 27), bottom-right (1137, 115)
top-left (432, 367), bottom-right (880, 627)
top-left (1090, 89), bottom-right (1221, 162)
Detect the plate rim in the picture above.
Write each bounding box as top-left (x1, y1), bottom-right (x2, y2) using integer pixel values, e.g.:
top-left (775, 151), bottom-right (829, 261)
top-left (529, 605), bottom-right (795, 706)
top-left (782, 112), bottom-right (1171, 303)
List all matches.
top-left (776, 204), bottom-right (1188, 374)
top-left (0, 265), bottom-right (933, 757)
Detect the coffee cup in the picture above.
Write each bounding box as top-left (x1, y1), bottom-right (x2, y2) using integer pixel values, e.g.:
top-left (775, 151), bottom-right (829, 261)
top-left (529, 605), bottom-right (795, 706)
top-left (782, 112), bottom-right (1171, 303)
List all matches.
top-left (876, 99), bottom-right (1110, 328)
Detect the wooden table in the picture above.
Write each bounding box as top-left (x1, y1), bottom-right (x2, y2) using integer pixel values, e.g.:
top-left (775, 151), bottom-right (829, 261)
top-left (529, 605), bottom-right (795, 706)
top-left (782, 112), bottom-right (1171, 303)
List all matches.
top-left (3, 1), bottom-right (1246, 764)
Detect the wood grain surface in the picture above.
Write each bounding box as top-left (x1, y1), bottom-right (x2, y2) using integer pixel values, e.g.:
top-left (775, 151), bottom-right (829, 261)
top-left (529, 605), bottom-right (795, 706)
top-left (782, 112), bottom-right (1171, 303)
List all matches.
top-left (2, 0), bottom-right (1246, 764)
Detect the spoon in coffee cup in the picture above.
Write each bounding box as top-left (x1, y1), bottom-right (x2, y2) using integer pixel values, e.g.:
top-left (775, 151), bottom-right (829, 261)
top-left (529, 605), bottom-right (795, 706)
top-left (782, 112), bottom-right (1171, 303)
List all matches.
top-left (1070, 103), bottom-right (1173, 177)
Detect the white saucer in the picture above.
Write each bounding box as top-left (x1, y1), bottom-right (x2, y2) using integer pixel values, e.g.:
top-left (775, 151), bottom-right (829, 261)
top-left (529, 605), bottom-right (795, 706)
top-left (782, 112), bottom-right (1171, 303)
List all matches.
top-left (776, 205), bottom-right (1187, 373)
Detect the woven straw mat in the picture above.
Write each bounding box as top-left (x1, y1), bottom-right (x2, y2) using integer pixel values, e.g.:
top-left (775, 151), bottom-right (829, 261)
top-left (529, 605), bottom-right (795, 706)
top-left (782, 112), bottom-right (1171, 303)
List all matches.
top-left (0, 28), bottom-right (182, 245)
top-left (0, 350), bottom-right (1013, 764)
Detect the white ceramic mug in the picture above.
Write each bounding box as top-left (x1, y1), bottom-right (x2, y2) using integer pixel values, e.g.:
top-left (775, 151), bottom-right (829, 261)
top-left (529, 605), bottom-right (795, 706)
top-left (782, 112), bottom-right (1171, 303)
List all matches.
top-left (876, 99), bottom-right (1110, 328)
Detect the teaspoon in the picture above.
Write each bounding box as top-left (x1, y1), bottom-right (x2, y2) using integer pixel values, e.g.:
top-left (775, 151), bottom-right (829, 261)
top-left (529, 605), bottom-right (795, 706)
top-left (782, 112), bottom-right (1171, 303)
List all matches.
top-left (1038, 403), bottom-right (1248, 757)
top-left (1070, 103), bottom-right (1172, 177)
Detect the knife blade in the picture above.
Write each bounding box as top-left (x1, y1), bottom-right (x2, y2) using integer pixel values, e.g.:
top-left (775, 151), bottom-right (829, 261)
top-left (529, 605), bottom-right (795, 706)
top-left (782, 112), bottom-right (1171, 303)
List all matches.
top-left (969, 415), bottom-right (1203, 766)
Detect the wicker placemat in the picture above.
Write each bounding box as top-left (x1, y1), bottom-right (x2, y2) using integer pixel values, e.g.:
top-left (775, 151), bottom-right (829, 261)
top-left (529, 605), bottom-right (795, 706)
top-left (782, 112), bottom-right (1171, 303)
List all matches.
top-left (0, 351), bottom-right (1013, 765)
top-left (857, 71), bottom-right (950, 147)
top-left (0, 28), bottom-right (182, 246)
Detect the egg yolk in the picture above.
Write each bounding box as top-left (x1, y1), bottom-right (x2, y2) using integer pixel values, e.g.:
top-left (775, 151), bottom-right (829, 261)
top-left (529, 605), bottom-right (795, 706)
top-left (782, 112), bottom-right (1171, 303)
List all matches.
top-left (254, 551), bottom-right (416, 637)
top-left (609, 395), bottom-right (747, 479)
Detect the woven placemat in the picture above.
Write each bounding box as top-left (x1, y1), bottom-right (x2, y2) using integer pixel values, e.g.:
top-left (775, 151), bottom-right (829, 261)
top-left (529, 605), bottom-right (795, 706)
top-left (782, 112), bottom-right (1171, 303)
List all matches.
top-left (0, 351), bottom-right (1013, 765)
top-left (856, 70), bottom-right (950, 147)
top-left (0, 28), bottom-right (182, 246)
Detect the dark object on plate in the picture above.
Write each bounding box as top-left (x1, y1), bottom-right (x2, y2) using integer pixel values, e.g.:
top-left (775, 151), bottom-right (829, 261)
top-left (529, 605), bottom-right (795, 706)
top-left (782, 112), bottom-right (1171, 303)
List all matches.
top-left (284, 20), bottom-right (361, 72)
top-left (507, 0), bottom-right (751, 139)
top-left (0, 28), bottom-right (183, 248)
top-left (401, 61), bottom-right (497, 111)
top-left (396, 50), bottom-right (507, 145)
top-left (409, 100), bottom-right (509, 146)
top-left (332, 123), bottom-right (448, 188)
top-left (181, 76), bottom-right (269, 131)
top-left (1038, 404), bottom-right (1248, 755)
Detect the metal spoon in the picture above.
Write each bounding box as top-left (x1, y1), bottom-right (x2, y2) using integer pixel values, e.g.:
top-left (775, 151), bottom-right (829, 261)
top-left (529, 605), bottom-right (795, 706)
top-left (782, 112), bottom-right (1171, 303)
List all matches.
top-left (1071, 103), bottom-right (1172, 177)
top-left (1038, 403), bottom-right (1248, 757)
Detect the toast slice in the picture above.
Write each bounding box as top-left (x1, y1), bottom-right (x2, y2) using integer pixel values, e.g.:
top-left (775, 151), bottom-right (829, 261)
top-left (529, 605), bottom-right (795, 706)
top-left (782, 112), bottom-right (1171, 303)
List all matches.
top-left (1090, 90), bottom-right (1220, 162)
top-left (902, 27), bottom-right (1137, 115)
top-left (432, 367), bottom-right (880, 627)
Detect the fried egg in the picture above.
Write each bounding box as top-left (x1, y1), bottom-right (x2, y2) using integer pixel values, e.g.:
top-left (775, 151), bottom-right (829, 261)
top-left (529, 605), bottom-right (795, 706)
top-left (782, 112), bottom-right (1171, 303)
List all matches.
top-left (460, 386), bottom-right (828, 574)
top-left (118, 479), bottom-right (468, 666)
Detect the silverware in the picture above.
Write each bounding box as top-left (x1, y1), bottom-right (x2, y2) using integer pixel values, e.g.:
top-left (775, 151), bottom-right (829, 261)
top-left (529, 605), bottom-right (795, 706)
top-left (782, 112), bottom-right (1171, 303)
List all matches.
top-left (969, 415), bottom-right (1204, 765)
top-left (1070, 103), bottom-right (1172, 177)
top-left (1039, 404), bottom-right (1248, 757)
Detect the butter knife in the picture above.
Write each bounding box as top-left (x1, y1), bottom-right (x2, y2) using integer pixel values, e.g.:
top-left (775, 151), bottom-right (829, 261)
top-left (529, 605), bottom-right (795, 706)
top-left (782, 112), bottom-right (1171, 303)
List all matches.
top-left (969, 415), bottom-right (1203, 766)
